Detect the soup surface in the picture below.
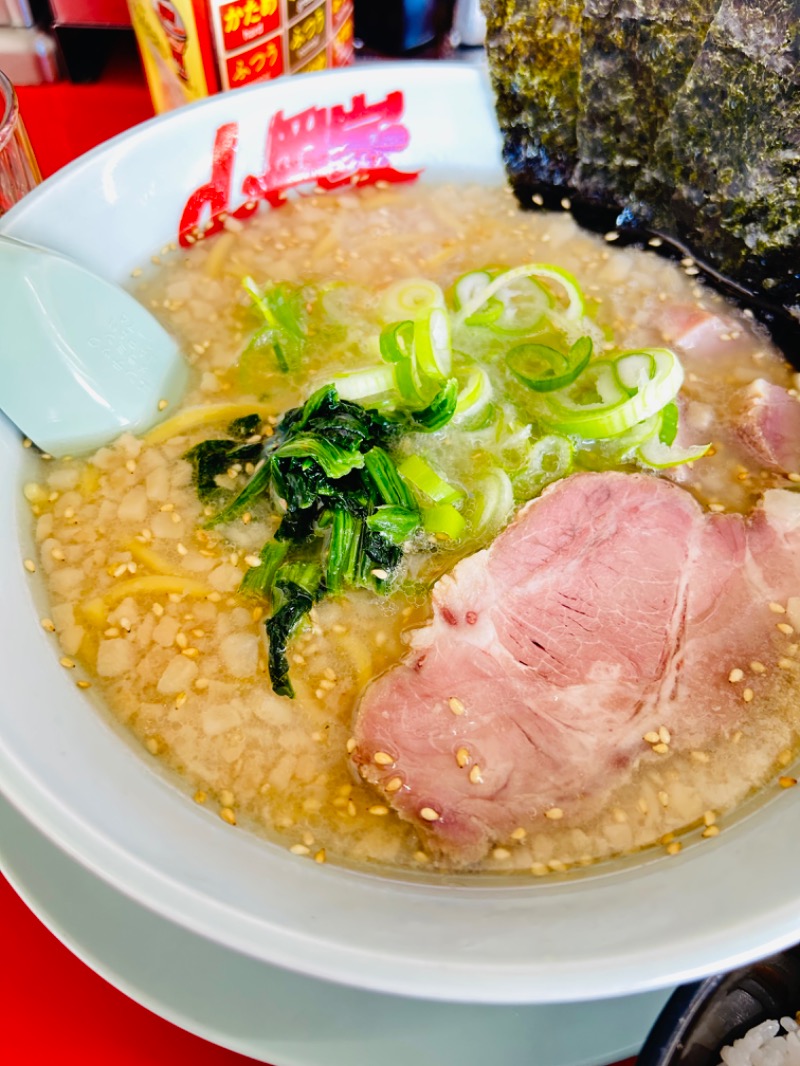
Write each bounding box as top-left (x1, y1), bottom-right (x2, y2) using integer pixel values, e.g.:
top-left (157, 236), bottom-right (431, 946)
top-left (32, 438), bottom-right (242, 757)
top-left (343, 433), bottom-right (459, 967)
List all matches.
top-left (24, 182), bottom-right (800, 875)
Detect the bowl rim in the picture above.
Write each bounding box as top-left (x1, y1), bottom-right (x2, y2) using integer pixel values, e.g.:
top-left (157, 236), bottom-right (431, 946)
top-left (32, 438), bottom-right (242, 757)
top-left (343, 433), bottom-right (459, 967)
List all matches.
top-left (2, 63), bottom-right (800, 1005)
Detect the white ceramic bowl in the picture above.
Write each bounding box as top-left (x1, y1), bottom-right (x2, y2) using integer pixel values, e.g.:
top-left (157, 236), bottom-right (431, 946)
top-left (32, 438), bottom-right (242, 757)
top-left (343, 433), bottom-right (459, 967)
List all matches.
top-left (1, 64), bottom-right (799, 1005)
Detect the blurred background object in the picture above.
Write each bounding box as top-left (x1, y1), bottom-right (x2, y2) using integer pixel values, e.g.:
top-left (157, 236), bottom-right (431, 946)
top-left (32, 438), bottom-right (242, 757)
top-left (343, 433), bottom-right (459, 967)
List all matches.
top-left (126, 0), bottom-right (355, 113)
top-left (354, 0), bottom-right (455, 56)
top-left (451, 0), bottom-right (484, 47)
top-left (0, 0), bottom-right (60, 83)
top-left (0, 66), bottom-right (41, 211)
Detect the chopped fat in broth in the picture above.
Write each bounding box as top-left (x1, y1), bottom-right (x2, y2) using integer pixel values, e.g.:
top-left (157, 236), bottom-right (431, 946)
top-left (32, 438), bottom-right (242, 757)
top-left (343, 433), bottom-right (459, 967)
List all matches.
top-left (24, 183), bottom-right (800, 875)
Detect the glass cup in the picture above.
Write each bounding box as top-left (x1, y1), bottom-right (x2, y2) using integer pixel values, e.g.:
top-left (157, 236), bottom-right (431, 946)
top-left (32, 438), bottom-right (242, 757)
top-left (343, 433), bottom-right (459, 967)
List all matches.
top-left (0, 68), bottom-right (41, 216)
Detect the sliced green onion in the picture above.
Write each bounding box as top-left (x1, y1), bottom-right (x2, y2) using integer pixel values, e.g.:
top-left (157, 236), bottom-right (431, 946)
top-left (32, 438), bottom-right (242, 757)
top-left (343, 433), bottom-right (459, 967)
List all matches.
top-left (398, 454), bottom-right (465, 505)
top-left (637, 437), bottom-right (711, 469)
top-left (413, 307), bottom-right (452, 378)
top-left (410, 379), bottom-right (458, 432)
top-left (490, 275), bottom-right (552, 334)
top-left (469, 469), bottom-right (514, 536)
top-left (543, 349), bottom-right (683, 439)
top-left (379, 320), bottom-right (415, 364)
top-left (366, 505), bottom-right (420, 543)
top-left (453, 367), bottom-right (493, 424)
top-left (453, 263), bottom-right (585, 329)
top-left (453, 271), bottom-right (503, 326)
top-left (506, 335), bottom-right (592, 393)
top-left (659, 401), bottom-right (679, 446)
top-left (423, 503), bottom-right (466, 540)
top-left (332, 365), bottom-right (397, 402)
top-left (380, 278), bottom-right (445, 322)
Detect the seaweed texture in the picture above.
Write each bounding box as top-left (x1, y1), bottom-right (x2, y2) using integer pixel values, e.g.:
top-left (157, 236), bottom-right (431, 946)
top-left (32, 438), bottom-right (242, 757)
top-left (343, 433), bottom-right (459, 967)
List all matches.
top-left (630, 0), bottom-right (800, 314)
top-left (483, 0), bottom-right (800, 343)
top-left (575, 0), bottom-right (719, 209)
top-left (482, 0), bottom-right (584, 196)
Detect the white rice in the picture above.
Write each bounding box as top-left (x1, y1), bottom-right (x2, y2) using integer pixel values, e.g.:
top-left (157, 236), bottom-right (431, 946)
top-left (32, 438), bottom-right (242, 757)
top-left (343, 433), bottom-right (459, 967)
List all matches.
top-left (719, 1014), bottom-right (800, 1066)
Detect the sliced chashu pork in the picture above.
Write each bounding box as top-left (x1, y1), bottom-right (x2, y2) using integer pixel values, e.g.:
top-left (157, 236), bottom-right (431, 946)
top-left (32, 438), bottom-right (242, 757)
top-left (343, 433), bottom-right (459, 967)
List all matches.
top-left (352, 472), bottom-right (800, 864)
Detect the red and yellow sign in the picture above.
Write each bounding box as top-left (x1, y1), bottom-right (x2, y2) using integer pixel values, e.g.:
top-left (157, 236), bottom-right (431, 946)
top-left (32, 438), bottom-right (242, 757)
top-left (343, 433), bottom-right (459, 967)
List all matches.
top-left (127, 0), bottom-right (354, 112)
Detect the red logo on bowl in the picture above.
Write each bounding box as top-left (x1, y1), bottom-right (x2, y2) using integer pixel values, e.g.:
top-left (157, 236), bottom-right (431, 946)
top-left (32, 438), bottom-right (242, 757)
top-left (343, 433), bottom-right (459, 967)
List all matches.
top-left (179, 90), bottom-right (420, 248)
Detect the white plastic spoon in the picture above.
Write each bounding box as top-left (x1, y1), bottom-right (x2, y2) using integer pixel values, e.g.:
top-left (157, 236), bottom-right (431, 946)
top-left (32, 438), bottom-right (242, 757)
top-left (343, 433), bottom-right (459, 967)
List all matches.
top-left (0, 234), bottom-right (189, 457)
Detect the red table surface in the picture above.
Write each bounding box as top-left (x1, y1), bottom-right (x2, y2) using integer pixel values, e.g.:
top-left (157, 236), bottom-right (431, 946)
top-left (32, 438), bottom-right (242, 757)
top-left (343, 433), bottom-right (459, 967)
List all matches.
top-left (7, 44), bottom-right (639, 1066)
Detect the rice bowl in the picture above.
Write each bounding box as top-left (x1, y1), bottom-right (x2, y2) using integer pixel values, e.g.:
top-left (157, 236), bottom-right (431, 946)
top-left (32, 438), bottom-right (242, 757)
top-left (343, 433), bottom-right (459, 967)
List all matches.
top-left (1, 64), bottom-right (800, 1004)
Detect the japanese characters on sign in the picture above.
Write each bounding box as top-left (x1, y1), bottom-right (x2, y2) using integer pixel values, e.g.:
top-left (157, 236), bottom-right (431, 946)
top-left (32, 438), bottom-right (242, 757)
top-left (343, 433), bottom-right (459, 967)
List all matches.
top-left (178, 90), bottom-right (420, 247)
top-left (209, 0), bottom-right (353, 92)
top-left (126, 0), bottom-right (354, 112)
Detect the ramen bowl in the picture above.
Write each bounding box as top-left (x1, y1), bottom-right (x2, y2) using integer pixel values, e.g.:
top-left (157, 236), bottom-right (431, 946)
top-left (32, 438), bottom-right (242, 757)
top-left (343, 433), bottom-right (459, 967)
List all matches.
top-left (1, 64), bottom-right (799, 1006)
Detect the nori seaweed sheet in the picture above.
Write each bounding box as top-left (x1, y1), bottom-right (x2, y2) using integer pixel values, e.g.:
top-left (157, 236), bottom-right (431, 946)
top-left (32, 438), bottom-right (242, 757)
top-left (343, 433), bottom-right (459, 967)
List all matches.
top-left (575, 0), bottom-right (719, 210)
top-left (628, 0), bottom-right (800, 317)
top-left (482, 0), bottom-right (800, 348)
top-left (482, 0), bottom-right (584, 197)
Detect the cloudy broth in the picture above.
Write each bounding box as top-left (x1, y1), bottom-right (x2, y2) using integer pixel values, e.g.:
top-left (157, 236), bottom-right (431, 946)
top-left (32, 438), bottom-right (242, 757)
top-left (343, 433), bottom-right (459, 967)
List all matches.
top-left (25, 182), bottom-right (800, 875)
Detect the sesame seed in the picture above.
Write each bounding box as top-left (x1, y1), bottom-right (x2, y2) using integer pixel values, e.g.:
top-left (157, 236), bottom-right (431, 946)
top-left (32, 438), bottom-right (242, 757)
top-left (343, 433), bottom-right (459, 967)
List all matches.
top-left (732, 730), bottom-right (743, 743)
top-left (455, 747), bottom-right (470, 768)
top-left (544, 807), bottom-right (563, 820)
top-left (777, 623), bottom-right (794, 635)
top-left (750, 661), bottom-right (766, 674)
top-left (691, 750), bottom-right (710, 763)
top-left (152, 603), bottom-right (164, 617)
top-left (666, 841), bottom-right (682, 856)
top-left (728, 668), bottom-right (744, 683)
top-left (547, 859), bottom-right (567, 872)
top-left (652, 742), bottom-right (669, 754)
top-left (647, 237), bottom-right (663, 247)
top-left (419, 807), bottom-right (440, 822)
top-left (643, 731), bottom-right (660, 744)
top-left (373, 751), bottom-right (394, 766)
top-left (414, 851), bottom-right (430, 863)
top-left (469, 765), bottom-right (483, 785)
top-left (531, 862), bottom-right (549, 876)
top-left (290, 843), bottom-right (309, 855)
top-left (604, 230), bottom-right (619, 242)
top-left (612, 808), bottom-right (627, 824)
top-left (315, 849), bottom-right (327, 864)
top-left (658, 791), bottom-right (669, 807)
top-left (777, 749), bottom-right (793, 766)
top-left (23, 559), bottom-right (36, 573)
top-left (346, 738), bottom-right (357, 754)
top-left (371, 568), bottom-right (389, 580)
top-left (778, 658), bottom-right (797, 670)
top-left (532, 193), bottom-right (544, 206)
top-left (369, 805), bottom-right (389, 816)
top-left (788, 473), bottom-right (800, 483)
top-left (560, 197), bottom-right (572, 210)
top-left (492, 847), bottom-right (511, 860)
top-left (385, 776), bottom-right (403, 792)
top-left (703, 810), bottom-right (716, 826)
top-left (76, 680), bottom-right (91, 690)
top-left (158, 398), bottom-right (169, 411)
top-left (510, 827), bottom-right (527, 841)
top-left (145, 737), bottom-right (160, 755)
top-left (769, 602), bottom-right (786, 614)
top-left (41, 618), bottom-right (55, 632)
top-left (346, 800), bottom-right (357, 817)
top-left (193, 790), bottom-right (207, 804)
top-left (660, 832), bottom-right (675, 845)
top-left (702, 825), bottom-right (720, 838)
top-left (59, 657), bottom-right (76, 669)
top-left (658, 726), bottom-right (671, 744)
top-left (779, 776), bottom-right (797, 789)
top-left (175, 632), bottom-right (188, 649)
top-left (742, 688), bottom-right (754, 703)
top-left (448, 696), bottom-right (465, 715)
